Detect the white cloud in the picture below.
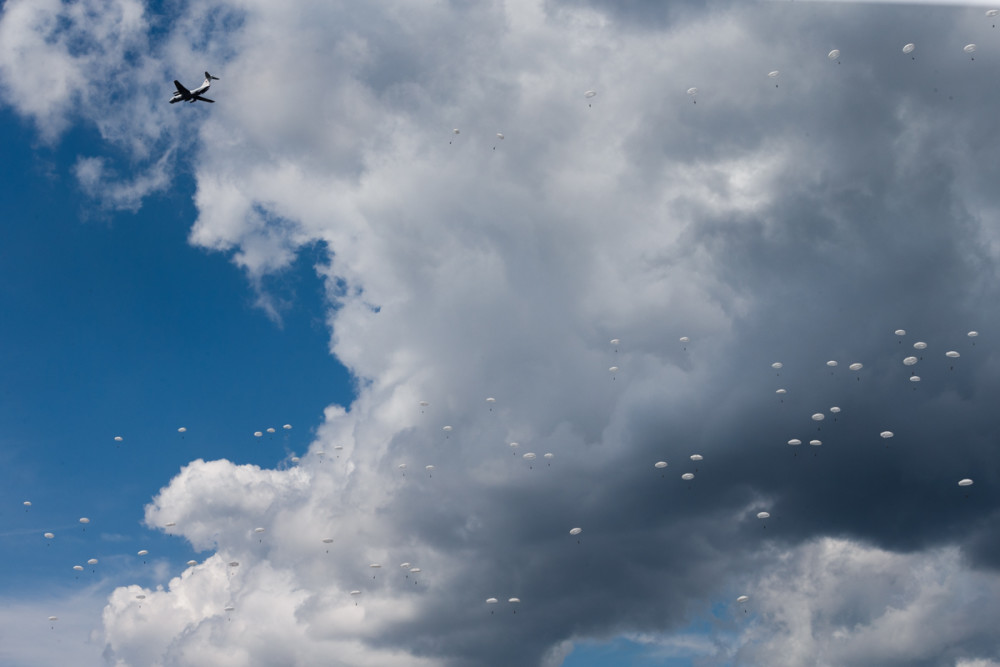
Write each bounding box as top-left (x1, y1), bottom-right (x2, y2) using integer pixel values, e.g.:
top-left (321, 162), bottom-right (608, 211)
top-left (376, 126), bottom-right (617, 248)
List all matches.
top-left (7, 0), bottom-right (1000, 664)
top-left (730, 539), bottom-right (1000, 666)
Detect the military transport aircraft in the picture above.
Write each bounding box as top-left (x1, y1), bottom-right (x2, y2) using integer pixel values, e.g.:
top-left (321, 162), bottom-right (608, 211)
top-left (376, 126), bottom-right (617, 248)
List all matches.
top-left (170, 72), bottom-right (219, 104)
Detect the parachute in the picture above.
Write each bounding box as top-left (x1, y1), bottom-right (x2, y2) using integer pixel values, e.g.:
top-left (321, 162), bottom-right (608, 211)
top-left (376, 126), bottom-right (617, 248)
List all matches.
top-left (903, 356), bottom-right (918, 366)
top-left (811, 413), bottom-right (825, 421)
top-left (73, 565), bottom-right (83, 571)
top-left (830, 407), bottom-right (841, 414)
top-left (283, 424), bottom-right (292, 430)
top-left (187, 560), bottom-right (198, 566)
top-left (253, 431), bottom-right (263, 437)
top-left (682, 473), bottom-right (695, 480)
top-left (690, 454), bottom-right (703, 462)
top-left (523, 453), bottom-right (536, 460)
top-left (958, 479), bottom-right (974, 486)
top-left (177, 427), bottom-right (186, 433)
top-left (79, 517), bottom-right (90, 524)
top-left (736, 595), bottom-right (749, 603)
top-left (87, 558), bottom-right (98, 565)
top-left (569, 527), bottom-right (582, 535)
top-left (880, 431), bottom-right (894, 439)
top-left (114, 436), bottom-right (123, 442)
top-left (809, 439), bottom-right (822, 446)
top-left (827, 360), bottom-right (838, 367)
top-left (44, 533), bottom-right (54, 539)
top-left (771, 362), bottom-right (783, 370)
top-left (776, 389), bottom-right (787, 394)
top-left (654, 461), bottom-right (668, 468)
top-left (946, 351), bottom-right (960, 358)
top-left (137, 550), bottom-right (148, 556)
top-left (849, 363), bottom-right (863, 371)
top-left (828, 49), bottom-right (840, 60)
top-left (913, 342), bottom-right (927, 350)
top-left (903, 43), bottom-right (915, 54)
top-left (788, 439), bottom-right (801, 446)
top-left (756, 512), bottom-right (770, 519)
top-left (895, 329), bottom-right (906, 336)
top-left (584, 90), bottom-right (597, 98)
top-left (486, 597), bottom-right (499, 604)
top-left (322, 538), bottom-right (334, 543)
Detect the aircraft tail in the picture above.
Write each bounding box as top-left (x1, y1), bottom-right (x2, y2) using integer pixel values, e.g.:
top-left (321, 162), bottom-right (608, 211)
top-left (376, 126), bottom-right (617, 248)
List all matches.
top-left (205, 71), bottom-right (220, 81)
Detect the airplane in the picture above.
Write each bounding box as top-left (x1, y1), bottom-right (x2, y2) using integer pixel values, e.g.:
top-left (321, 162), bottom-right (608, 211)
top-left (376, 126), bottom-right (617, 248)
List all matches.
top-left (170, 72), bottom-right (219, 104)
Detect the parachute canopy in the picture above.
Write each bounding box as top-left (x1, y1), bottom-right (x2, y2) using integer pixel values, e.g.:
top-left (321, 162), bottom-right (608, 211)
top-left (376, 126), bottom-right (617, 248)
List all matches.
top-left (880, 431), bottom-right (894, 439)
top-left (811, 413), bottom-right (825, 421)
top-left (682, 473), bottom-right (695, 480)
top-left (946, 351), bottom-right (960, 358)
top-left (788, 439), bottom-right (802, 446)
top-left (654, 461), bottom-right (668, 468)
top-left (959, 478), bottom-right (974, 486)
top-left (914, 342), bottom-right (927, 350)
top-left (569, 527), bottom-right (582, 535)
top-left (757, 512), bottom-right (770, 519)
top-left (690, 454), bottom-right (703, 461)
top-left (584, 90), bottom-right (597, 98)
top-left (903, 356), bottom-right (918, 366)
top-left (849, 363), bottom-right (863, 371)
top-left (828, 49), bottom-right (840, 60)
top-left (903, 43), bottom-right (915, 54)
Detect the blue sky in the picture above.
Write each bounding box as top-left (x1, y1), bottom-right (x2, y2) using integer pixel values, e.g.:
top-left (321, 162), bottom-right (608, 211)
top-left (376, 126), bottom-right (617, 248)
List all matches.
top-left (3, 1), bottom-right (1000, 666)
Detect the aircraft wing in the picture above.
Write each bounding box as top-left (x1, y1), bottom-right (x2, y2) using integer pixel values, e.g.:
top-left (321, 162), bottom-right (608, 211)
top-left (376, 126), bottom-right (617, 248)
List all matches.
top-left (193, 96), bottom-right (215, 103)
top-left (173, 80), bottom-right (191, 95)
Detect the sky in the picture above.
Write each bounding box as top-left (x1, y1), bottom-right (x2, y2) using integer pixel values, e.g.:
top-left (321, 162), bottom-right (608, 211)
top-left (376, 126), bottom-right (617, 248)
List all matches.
top-left (2, 0), bottom-right (1000, 665)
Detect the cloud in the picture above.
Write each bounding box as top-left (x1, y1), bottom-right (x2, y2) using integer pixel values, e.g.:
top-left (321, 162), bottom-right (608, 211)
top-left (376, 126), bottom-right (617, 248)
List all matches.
top-left (729, 539), bottom-right (1000, 667)
top-left (6, 0), bottom-right (1000, 664)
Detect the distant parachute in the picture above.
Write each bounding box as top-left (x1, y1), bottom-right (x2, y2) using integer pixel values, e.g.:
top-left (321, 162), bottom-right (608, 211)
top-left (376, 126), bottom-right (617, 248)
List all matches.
top-left (544, 453), bottom-right (554, 460)
top-left (895, 329), bottom-right (906, 336)
top-left (809, 439), bottom-right (822, 446)
top-left (584, 90), bottom-right (597, 98)
top-left (736, 595), bottom-right (749, 603)
top-left (964, 43), bottom-right (976, 55)
top-left (569, 527), bottom-right (582, 535)
top-left (322, 538), bottom-right (334, 544)
top-left (849, 363), bottom-right (863, 371)
top-left (756, 512), bottom-right (770, 520)
top-left (788, 439), bottom-right (801, 446)
top-left (370, 563), bottom-right (382, 569)
top-left (79, 517), bottom-right (89, 525)
top-left (73, 565), bottom-right (83, 571)
top-left (266, 427), bottom-right (275, 433)
top-left (903, 356), bottom-right (918, 366)
top-left (23, 501), bottom-right (31, 507)
top-left (177, 427), bottom-right (186, 433)
top-left (486, 597), bottom-right (498, 604)
top-left (425, 465), bottom-right (435, 472)
top-left (88, 558), bottom-right (98, 565)
top-left (811, 413), bottom-right (825, 421)
top-left (187, 560), bottom-right (198, 566)
top-left (44, 532), bottom-right (54, 539)
top-left (253, 431), bottom-right (262, 437)
top-left (826, 360), bottom-right (838, 367)
top-left (913, 342), bottom-right (927, 350)
top-left (903, 43), bottom-right (915, 54)
top-left (496, 133), bottom-right (504, 141)
top-left (880, 431), bottom-right (894, 439)
top-left (968, 331), bottom-right (979, 338)
top-left (48, 616), bottom-right (58, 621)
top-left (945, 351), bottom-right (960, 358)
top-left (114, 436), bottom-right (123, 442)
top-left (687, 87), bottom-right (698, 103)
top-left (771, 362), bottom-right (783, 370)
top-left (690, 454), bottom-right (703, 462)
top-left (828, 49), bottom-right (840, 61)
top-left (681, 473), bottom-right (695, 480)
top-left (609, 366), bottom-right (619, 373)
top-left (283, 424), bottom-right (292, 430)
top-left (508, 597), bottom-right (521, 603)
top-left (679, 336), bottom-right (690, 343)
top-left (254, 527), bottom-right (265, 533)
top-left (137, 550), bottom-right (148, 556)
top-left (776, 389), bottom-right (787, 395)
top-left (443, 425), bottom-right (452, 432)
top-left (523, 453), bottom-right (536, 460)
top-left (654, 461), bottom-right (668, 468)
top-left (829, 407), bottom-right (841, 414)
top-left (909, 376), bottom-right (921, 382)
top-left (958, 478), bottom-right (974, 486)
top-left (610, 338), bottom-right (620, 346)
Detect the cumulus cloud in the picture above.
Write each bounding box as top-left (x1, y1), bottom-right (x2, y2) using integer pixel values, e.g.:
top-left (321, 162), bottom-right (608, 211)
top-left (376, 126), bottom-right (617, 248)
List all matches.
top-left (730, 539), bottom-right (1000, 667)
top-left (6, 0), bottom-right (1000, 664)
